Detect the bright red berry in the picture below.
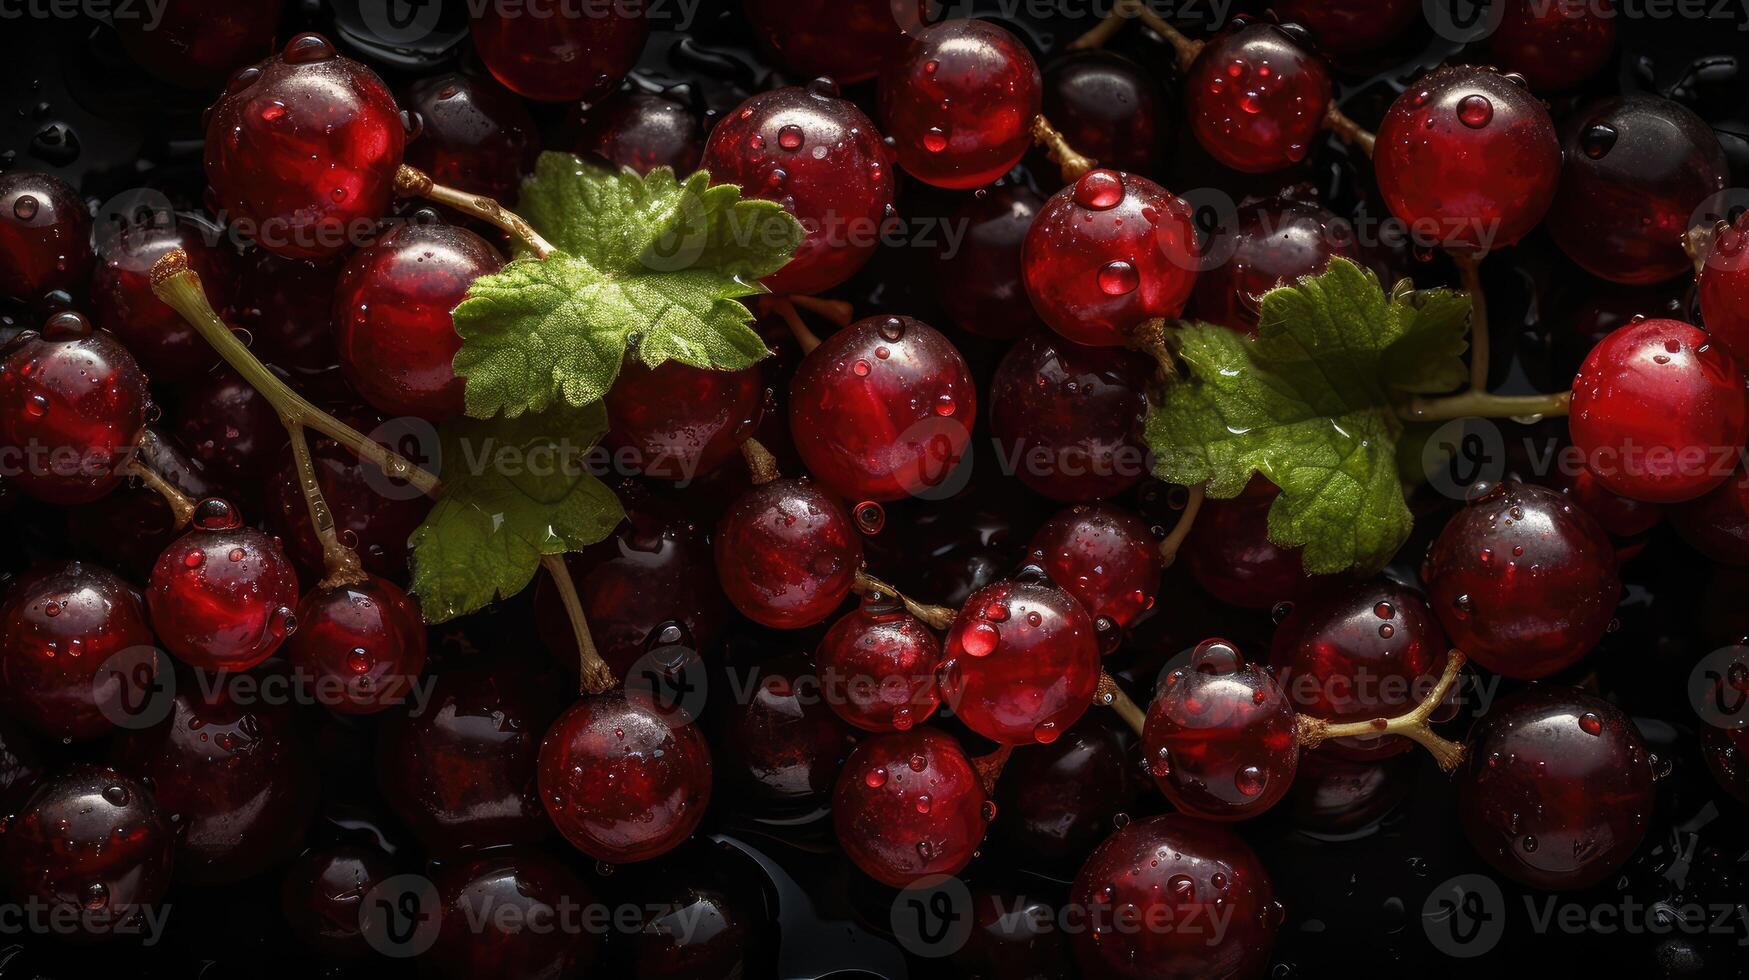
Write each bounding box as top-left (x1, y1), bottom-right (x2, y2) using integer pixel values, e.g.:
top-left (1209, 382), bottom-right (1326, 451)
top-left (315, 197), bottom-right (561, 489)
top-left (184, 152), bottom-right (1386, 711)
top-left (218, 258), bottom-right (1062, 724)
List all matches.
top-left (939, 577), bottom-right (1101, 746)
top-left (147, 498), bottom-right (301, 673)
top-left (469, 4), bottom-right (649, 104)
top-left (714, 478), bottom-right (862, 629)
top-left (817, 596), bottom-right (944, 733)
top-left (90, 214), bottom-right (232, 383)
top-left (285, 576), bottom-right (427, 716)
top-left (1185, 21), bottom-right (1331, 173)
top-left (879, 19), bottom-right (1042, 190)
top-left (1027, 502), bottom-right (1161, 639)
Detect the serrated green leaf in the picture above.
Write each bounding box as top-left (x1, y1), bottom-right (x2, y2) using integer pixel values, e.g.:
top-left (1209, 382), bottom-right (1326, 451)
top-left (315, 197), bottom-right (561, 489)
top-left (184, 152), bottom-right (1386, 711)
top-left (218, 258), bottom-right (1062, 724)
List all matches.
top-left (1146, 257), bottom-right (1473, 575)
top-left (451, 152), bottom-right (803, 418)
top-left (408, 403), bottom-right (624, 622)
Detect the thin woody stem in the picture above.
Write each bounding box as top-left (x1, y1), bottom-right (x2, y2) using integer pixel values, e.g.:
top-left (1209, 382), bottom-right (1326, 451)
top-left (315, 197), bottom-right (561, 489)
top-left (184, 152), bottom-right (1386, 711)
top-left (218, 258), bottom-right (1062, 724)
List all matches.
top-left (1031, 114), bottom-right (1098, 182)
top-left (853, 569), bottom-right (956, 631)
top-left (1398, 390), bottom-right (1571, 422)
top-left (1128, 2), bottom-right (1205, 71)
top-left (1296, 649), bottom-right (1470, 771)
top-left (124, 442), bottom-right (195, 529)
top-left (1129, 317), bottom-right (1179, 383)
top-left (541, 554), bottom-right (614, 694)
top-left (288, 424), bottom-right (368, 590)
top-left (768, 297), bottom-right (822, 353)
top-left (973, 744), bottom-right (1014, 795)
top-left (1097, 671), bottom-right (1147, 735)
top-left (788, 294), bottom-right (854, 328)
top-left (1158, 483), bottom-right (1205, 568)
top-left (1068, 0), bottom-right (1136, 49)
top-left (1455, 251), bottom-right (1489, 392)
top-left (394, 165), bottom-right (555, 259)
top-left (1324, 102), bottom-right (1377, 157)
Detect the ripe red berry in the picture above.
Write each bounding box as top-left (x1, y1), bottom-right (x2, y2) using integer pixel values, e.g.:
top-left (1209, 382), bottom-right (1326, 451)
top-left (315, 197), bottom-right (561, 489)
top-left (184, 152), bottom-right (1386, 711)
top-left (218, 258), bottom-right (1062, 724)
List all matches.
top-left (538, 690), bottom-right (712, 863)
top-left (285, 576), bottom-right (427, 716)
top-left (1042, 51), bottom-right (1168, 174)
top-left (147, 498), bottom-right (301, 673)
top-left (721, 655), bottom-right (854, 811)
top-left (469, 4), bottom-right (649, 104)
top-left (714, 478), bottom-right (862, 629)
top-left (988, 332), bottom-right (1152, 502)
top-left (703, 83), bottom-right (894, 297)
top-left (1374, 66), bottom-right (1560, 252)
top-left (1490, 0), bottom-right (1617, 93)
top-left (1185, 21), bottom-right (1331, 173)
top-left (402, 72), bottom-right (540, 202)
top-left (1569, 318), bottom-right (1749, 503)
top-left (333, 222), bottom-right (503, 421)
top-left (1672, 462), bottom-right (1749, 564)
top-left (90, 214), bottom-right (232, 383)
top-left (113, 0), bottom-right (282, 89)
top-left (936, 184), bottom-right (1046, 340)
top-left (1697, 210), bottom-right (1749, 364)
top-left (1423, 482), bottom-right (1620, 679)
top-left (203, 34), bottom-right (406, 261)
top-left (1027, 502), bottom-right (1161, 638)
top-left (577, 91), bottom-right (705, 176)
top-left (817, 596), bottom-right (944, 733)
top-left (939, 577), bottom-right (1101, 745)
top-left (173, 367), bottom-right (286, 482)
top-left (1183, 477), bottom-right (1313, 610)
top-left (0, 311), bottom-right (150, 505)
top-left (280, 846), bottom-right (392, 961)
top-left (879, 19), bottom-right (1042, 190)
top-left (0, 172), bottom-right (93, 303)
top-left (0, 561), bottom-right (155, 741)
top-left (1267, 0), bottom-right (1420, 56)
top-left (1023, 169), bottom-right (1200, 347)
top-left (745, 0), bottom-right (927, 83)
top-left (605, 358), bottom-right (766, 482)
top-left (831, 728), bottom-right (989, 887)
top-left (426, 852), bottom-right (602, 979)
top-left (1192, 198), bottom-right (1360, 333)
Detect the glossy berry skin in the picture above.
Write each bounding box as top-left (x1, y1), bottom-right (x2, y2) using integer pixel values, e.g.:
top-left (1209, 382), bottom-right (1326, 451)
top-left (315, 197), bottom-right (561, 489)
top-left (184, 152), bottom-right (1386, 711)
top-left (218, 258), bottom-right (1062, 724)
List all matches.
top-left (1069, 814), bottom-right (1279, 980)
top-left (0, 766), bottom-right (176, 941)
top-left (1423, 482), bottom-right (1620, 679)
top-left (333, 222), bottom-right (502, 421)
top-left (1672, 463), bottom-right (1749, 565)
top-left (66, 429), bottom-right (214, 583)
top-left (577, 91), bottom-right (706, 176)
top-left (174, 368), bottom-right (285, 482)
top-left (0, 315), bottom-right (149, 505)
top-left (1268, 0), bottom-right (1419, 56)
top-left (831, 728), bottom-right (988, 887)
top-left (0, 561), bottom-right (155, 742)
top-left (1185, 22), bottom-right (1331, 173)
top-left (702, 84), bottom-right (892, 297)
top-left (376, 665), bottom-right (563, 852)
top-left (0, 172), bottom-right (92, 303)
top-left (90, 215), bottom-right (232, 383)
top-left (285, 576), bottom-right (427, 715)
top-left (147, 500), bottom-right (301, 673)
top-left (987, 333), bottom-right (1152, 502)
top-left (1027, 503), bottom-right (1160, 638)
top-left (538, 690), bottom-right (712, 863)
top-left (109, 674), bottom-right (316, 884)
top-left (936, 185), bottom-right (1045, 340)
top-left (1457, 687), bottom-right (1654, 890)
top-left (714, 478), bottom-right (862, 629)
top-left (280, 846), bottom-right (391, 961)
top-left (1192, 198), bottom-right (1360, 333)
top-left (1290, 751), bottom-right (1413, 837)
top-left (203, 34), bottom-right (405, 261)
top-left (1142, 639), bottom-right (1299, 821)
top-left (991, 714), bottom-right (1138, 864)
top-left (939, 578), bottom-right (1101, 746)
top-left (1042, 51), bottom-right (1166, 174)
top-left (1024, 169), bottom-right (1199, 347)
top-left (722, 657), bottom-right (853, 811)
top-left (1699, 211), bottom-right (1749, 364)
top-left (264, 424), bottom-right (432, 583)
top-left (1569, 319), bottom-right (1749, 503)
top-left (1374, 66), bottom-right (1560, 252)
top-left (817, 598), bottom-right (943, 733)
top-left (470, 4), bottom-right (649, 104)
top-left (427, 850), bottom-right (601, 980)
top-left (403, 72), bottom-right (540, 202)
top-left (745, 0), bottom-right (926, 83)
top-left (1552, 463), bottom-right (1664, 542)
top-left (606, 358), bottom-right (764, 481)
top-left (790, 315), bottom-right (976, 502)
top-left (1491, 0), bottom-right (1617, 92)
top-left (1184, 477), bottom-right (1311, 610)
top-left (879, 19), bottom-right (1042, 190)
top-left (1547, 96), bottom-right (1729, 284)
top-left (1268, 580), bottom-right (1445, 760)
top-left (113, 0), bottom-right (283, 89)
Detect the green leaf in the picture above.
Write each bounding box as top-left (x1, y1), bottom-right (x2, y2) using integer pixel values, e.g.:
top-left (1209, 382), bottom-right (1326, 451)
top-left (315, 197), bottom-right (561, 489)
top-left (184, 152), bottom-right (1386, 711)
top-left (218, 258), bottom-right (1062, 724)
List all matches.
top-left (408, 403), bottom-right (625, 622)
top-left (451, 152), bottom-right (803, 418)
top-left (1146, 257), bottom-right (1472, 575)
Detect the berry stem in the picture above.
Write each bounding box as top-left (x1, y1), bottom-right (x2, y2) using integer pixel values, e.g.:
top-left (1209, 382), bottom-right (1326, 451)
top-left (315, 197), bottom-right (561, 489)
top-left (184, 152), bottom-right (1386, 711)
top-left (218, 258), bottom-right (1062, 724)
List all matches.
top-left (1684, 222), bottom-right (1717, 278)
top-left (393, 164), bottom-right (555, 260)
top-left (1031, 114), bottom-right (1097, 182)
top-left (767, 297), bottom-right (822, 353)
top-left (540, 554), bottom-right (615, 695)
top-left (1398, 389), bottom-right (1572, 421)
top-left (739, 437), bottom-right (781, 486)
top-left (123, 438), bottom-right (195, 529)
top-left (288, 423), bottom-right (368, 590)
top-left (1129, 317), bottom-right (1180, 383)
top-left (1295, 648), bottom-right (1469, 771)
top-left (1455, 251), bottom-right (1489, 391)
top-left (972, 744), bottom-right (1013, 795)
top-left (852, 569), bottom-right (956, 630)
top-left (150, 249), bottom-right (443, 498)
top-left (1158, 482), bottom-right (1205, 568)
top-left (1096, 671), bottom-right (1147, 735)
top-left (788, 294), bottom-right (854, 328)
top-left (1129, 1), bottom-right (1206, 71)
top-left (1067, 0), bottom-right (1134, 49)
top-left (1323, 102), bottom-right (1377, 158)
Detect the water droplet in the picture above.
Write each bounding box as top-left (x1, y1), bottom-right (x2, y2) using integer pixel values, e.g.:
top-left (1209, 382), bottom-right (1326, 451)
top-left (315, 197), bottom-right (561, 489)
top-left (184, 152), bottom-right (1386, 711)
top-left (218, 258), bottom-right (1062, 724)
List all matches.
top-left (1580, 123), bottom-right (1618, 159)
top-left (1235, 765), bottom-right (1266, 797)
top-left (1098, 260), bottom-right (1139, 296)
top-left (922, 128), bottom-right (949, 152)
top-left (777, 124), bottom-right (805, 150)
top-left (1579, 712), bottom-right (1602, 736)
top-left (960, 622), bottom-right (999, 657)
top-left (1072, 169), bottom-right (1125, 210)
top-left (864, 767), bottom-right (888, 788)
top-left (1456, 94), bottom-right (1493, 128)
top-left (13, 195), bottom-right (38, 221)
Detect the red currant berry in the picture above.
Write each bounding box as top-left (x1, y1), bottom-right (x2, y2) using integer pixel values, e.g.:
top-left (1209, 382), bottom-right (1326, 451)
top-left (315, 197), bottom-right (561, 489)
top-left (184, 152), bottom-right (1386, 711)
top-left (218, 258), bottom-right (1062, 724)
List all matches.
top-left (203, 34), bottom-right (405, 261)
top-left (1070, 814), bottom-right (1280, 980)
top-left (0, 311), bottom-right (150, 504)
top-left (1547, 95), bottom-right (1729, 284)
top-left (1702, 721), bottom-right (1749, 808)
top-left (606, 358), bottom-right (765, 482)
top-left (988, 333), bottom-right (1152, 502)
top-left (936, 184), bottom-right (1046, 340)
top-left (1457, 686), bottom-right (1653, 890)
top-left (817, 596), bottom-right (944, 733)
top-left (174, 367), bottom-right (287, 482)
top-left (147, 498), bottom-right (301, 672)
top-left (233, 250), bottom-right (341, 375)
top-left (1423, 482), bottom-right (1620, 678)
top-left (1698, 211), bottom-right (1749, 364)
top-left (1185, 21), bottom-right (1331, 173)
top-left (703, 83), bottom-right (893, 297)
top-left (114, 0), bottom-right (282, 89)
top-left (1027, 502), bottom-right (1161, 637)
top-left (1550, 463), bottom-right (1665, 542)
top-left (1290, 751), bottom-right (1414, 836)
top-left (745, 0), bottom-right (928, 83)
top-left (1268, 0), bottom-right (1420, 56)
top-left (1192, 197), bottom-right (1360, 333)
top-left (1374, 66), bottom-right (1560, 252)
top-left (469, 4), bottom-right (649, 104)
top-left (0, 766), bottom-right (175, 941)
top-left (1268, 580), bottom-right (1445, 760)
top-left (1570, 318), bottom-right (1748, 503)
top-left (1142, 638), bottom-right (1299, 820)
top-left (333, 222), bottom-right (503, 421)
top-left (428, 850), bottom-right (601, 979)
top-left (1490, 0), bottom-right (1617, 93)
top-left (66, 431), bottom-right (215, 583)
top-left (1670, 461), bottom-right (1749, 565)
top-left (0, 172), bottom-right (93, 304)
top-left (714, 478), bottom-right (862, 629)
top-left (789, 315), bottom-right (975, 502)
top-left (285, 576), bottom-right (427, 715)
top-left (990, 714), bottom-right (1138, 864)
top-left (1023, 169), bottom-right (1200, 347)
top-left (939, 577), bottom-right (1101, 745)
top-left (90, 213), bottom-right (232, 383)
top-left (1184, 477), bottom-right (1314, 610)
top-left (578, 90), bottom-right (706, 176)
top-left (402, 72), bottom-right (540, 202)
top-left (264, 421), bottom-right (432, 584)
top-left (1043, 51), bottom-right (1167, 174)
top-left (721, 655), bottom-right (854, 811)
top-left (0, 561), bottom-right (155, 742)
top-left (831, 728), bottom-right (989, 887)
top-left (281, 846), bottom-right (391, 961)
top-left (879, 19), bottom-right (1041, 190)
top-left (538, 690), bottom-right (712, 863)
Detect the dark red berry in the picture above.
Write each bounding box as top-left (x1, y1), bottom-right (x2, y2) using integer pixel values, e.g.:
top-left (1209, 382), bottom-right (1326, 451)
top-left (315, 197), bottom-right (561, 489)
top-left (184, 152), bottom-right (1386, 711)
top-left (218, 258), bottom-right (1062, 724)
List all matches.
top-left (714, 478), bottom-right (862, 629)
top-left (0, 561), bottom-right (155, 741)
top-left (402, 71), bottom-right (540, 202)
top-left (1185, 21), bottom-right (1332, 173)
top-left (0, 172), bottom-right (93, 303)
top-left (832, 727), bottom-right (989, 887)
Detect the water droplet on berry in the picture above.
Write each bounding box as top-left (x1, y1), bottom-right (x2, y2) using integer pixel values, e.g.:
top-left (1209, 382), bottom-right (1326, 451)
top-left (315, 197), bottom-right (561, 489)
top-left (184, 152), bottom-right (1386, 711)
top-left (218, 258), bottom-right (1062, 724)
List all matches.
top-left (13, 195), bottom-right (38, 221)
top-left (1097, 260), bottom-right (1139, 295)
top-left (1235, 765), bottom-right (1267, 797)
top-left (80, 882), bottom-right (109, 910)
top-left (777, 124), bottom-right (804, 150)
top-left (1578, 712), bottom-right (1603, 736)
top-left (1034, 720), bottom-right (1059, 743)
top-left (282, 33), bottom-right (337, 63)
top-left (960, 621), bottom-right (999, 657)
top-left (1456, 94), bottom-right (1494, 129)
top-left (853, 500), bottom-right (885, 534)
top-left (864, 767), bottom-right (888, 788)
top-left (192, 498), bottom-right (240, 531)
top-left (101, 784), bottom-right (129, 806)
top-left (1580, 123), bottom-right (1618, 159)
top-left (1073, 169), bottom-right (1124, 210)
top-left (915, 794), bottom-right (932, 814)
top-left (922, 128), bottom-right (949, 152)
